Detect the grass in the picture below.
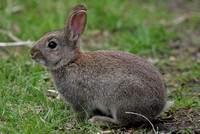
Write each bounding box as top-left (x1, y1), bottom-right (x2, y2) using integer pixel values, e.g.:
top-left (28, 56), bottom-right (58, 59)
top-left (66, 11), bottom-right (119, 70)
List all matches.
top-left (0, 0), bottom-right (200, 133)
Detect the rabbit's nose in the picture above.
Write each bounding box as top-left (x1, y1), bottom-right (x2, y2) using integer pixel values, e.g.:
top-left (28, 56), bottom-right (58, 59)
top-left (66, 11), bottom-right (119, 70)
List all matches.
top-left (30, 48), bottom-right (37, 58)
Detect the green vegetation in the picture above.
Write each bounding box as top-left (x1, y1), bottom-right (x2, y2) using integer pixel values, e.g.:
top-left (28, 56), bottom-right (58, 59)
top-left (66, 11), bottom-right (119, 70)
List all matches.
top-left (0, 0), bottom-right (200, 133)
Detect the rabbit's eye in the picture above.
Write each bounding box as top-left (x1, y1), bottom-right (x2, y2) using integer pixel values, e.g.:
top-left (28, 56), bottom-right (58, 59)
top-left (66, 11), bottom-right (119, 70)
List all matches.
top-left (48, 41), bottom-right (57, 49)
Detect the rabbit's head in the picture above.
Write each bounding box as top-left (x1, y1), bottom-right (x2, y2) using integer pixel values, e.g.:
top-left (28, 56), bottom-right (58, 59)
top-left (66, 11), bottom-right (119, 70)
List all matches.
top-left (30, 4), bottom-right (87, 70)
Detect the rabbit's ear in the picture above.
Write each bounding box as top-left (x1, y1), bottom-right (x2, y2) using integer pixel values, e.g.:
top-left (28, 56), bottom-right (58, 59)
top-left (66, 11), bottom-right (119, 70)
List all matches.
top-left (66, 4), bottom-right (87, 24)
top-left (65, 5), bottom-right (87, 40)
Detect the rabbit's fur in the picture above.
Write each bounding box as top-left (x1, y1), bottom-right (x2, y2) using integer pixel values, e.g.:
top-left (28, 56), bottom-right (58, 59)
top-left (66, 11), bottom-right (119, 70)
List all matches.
top-left (30, 4), bottom-right (169, 126)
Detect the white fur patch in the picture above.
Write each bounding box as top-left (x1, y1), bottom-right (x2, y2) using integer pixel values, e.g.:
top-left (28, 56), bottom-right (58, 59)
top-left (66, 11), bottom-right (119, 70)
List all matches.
top-left (162, 101), bottom-right (174, 112)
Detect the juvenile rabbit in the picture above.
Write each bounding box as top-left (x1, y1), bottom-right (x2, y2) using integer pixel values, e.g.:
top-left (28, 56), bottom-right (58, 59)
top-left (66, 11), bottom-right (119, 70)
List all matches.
top-left (30, 4), bottom-right (171, 126)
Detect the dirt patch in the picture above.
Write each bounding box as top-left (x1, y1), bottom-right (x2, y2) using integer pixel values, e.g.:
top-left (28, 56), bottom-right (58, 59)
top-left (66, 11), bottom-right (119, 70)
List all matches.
top-left (154, 109), bottom-right (200, 133)
top-left (168, 1), bottom-right (199, 12)
top-left (106, 108), bottom-right (200, 133)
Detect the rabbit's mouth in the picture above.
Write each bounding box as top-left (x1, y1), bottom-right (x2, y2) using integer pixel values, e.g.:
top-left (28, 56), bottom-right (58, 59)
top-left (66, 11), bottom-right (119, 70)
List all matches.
top-left (32, 58), bottom-right (46, 66)
top-left (54, 58), bottom-right (62, 66)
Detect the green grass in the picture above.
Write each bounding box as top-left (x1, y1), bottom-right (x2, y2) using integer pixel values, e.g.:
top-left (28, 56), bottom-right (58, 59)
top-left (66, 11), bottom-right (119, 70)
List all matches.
top-left (1, 0), bottom-right (200, 133)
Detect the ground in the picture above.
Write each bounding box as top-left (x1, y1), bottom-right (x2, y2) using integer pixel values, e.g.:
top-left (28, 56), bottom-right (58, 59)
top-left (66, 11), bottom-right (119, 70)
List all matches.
top-left (0, 0), bottom-right (200, 133)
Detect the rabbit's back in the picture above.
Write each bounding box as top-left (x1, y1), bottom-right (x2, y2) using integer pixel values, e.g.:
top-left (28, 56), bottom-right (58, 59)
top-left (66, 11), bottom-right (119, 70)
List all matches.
top-left (76, 50), bottom-right (164, 89)
top-left (76, 50), bottom-right (165, 99)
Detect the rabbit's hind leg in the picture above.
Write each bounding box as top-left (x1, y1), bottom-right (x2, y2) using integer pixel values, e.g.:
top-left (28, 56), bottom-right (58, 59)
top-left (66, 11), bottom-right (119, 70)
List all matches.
top-left (89, 115), bottom-right (120, 126)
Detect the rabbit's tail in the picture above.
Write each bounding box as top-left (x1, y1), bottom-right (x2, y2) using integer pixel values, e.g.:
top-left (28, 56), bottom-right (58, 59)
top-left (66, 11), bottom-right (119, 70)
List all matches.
top-left (162, 101), bottom-right (174, 112)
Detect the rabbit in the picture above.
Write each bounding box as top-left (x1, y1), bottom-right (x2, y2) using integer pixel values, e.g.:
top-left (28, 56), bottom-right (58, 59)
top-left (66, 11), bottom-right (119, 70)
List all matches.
top-left (30, 4), bottom-right (172, 126)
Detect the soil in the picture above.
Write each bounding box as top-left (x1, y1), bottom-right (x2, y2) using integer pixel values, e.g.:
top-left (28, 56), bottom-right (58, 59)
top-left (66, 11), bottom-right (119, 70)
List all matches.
top-left (107, 108), bottom-right (200, 133)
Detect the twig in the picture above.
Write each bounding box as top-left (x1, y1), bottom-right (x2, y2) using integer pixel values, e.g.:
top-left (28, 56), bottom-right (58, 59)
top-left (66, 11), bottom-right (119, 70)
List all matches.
top-left (6, 6), bottom-right (23, 13)
top-left (0, 29), bottom-right (22, 42)
top-left (0, 41), bottom-right (34, 47)
top-left (48, 90), bottom-right (61, 99)
top-left (44, 109), bottom-right (51, 120)
top-left (0, 29), bottom-right (34, 47)
top-left (40, 117), bottom-right (46, 123)
top-left (125, 112), bottom-right (157, 134)
top-left (97, 130), bottom-right (111, 134)
top-left (48, 90), bottom-right (58, 94)
top-left (6, 0), bottom-right (24, 13)
top-left (40, 108), bottom-right (51, 123)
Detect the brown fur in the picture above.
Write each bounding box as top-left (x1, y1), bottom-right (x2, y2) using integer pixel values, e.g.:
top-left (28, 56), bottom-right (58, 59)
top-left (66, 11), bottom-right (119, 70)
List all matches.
top-left (30, 4), bottom-right (167, 126)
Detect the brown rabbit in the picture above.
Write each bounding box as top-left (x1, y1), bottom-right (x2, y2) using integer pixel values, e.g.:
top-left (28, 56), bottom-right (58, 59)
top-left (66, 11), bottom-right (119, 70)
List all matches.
top-left (30, 4), bottom-right (172, 126)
